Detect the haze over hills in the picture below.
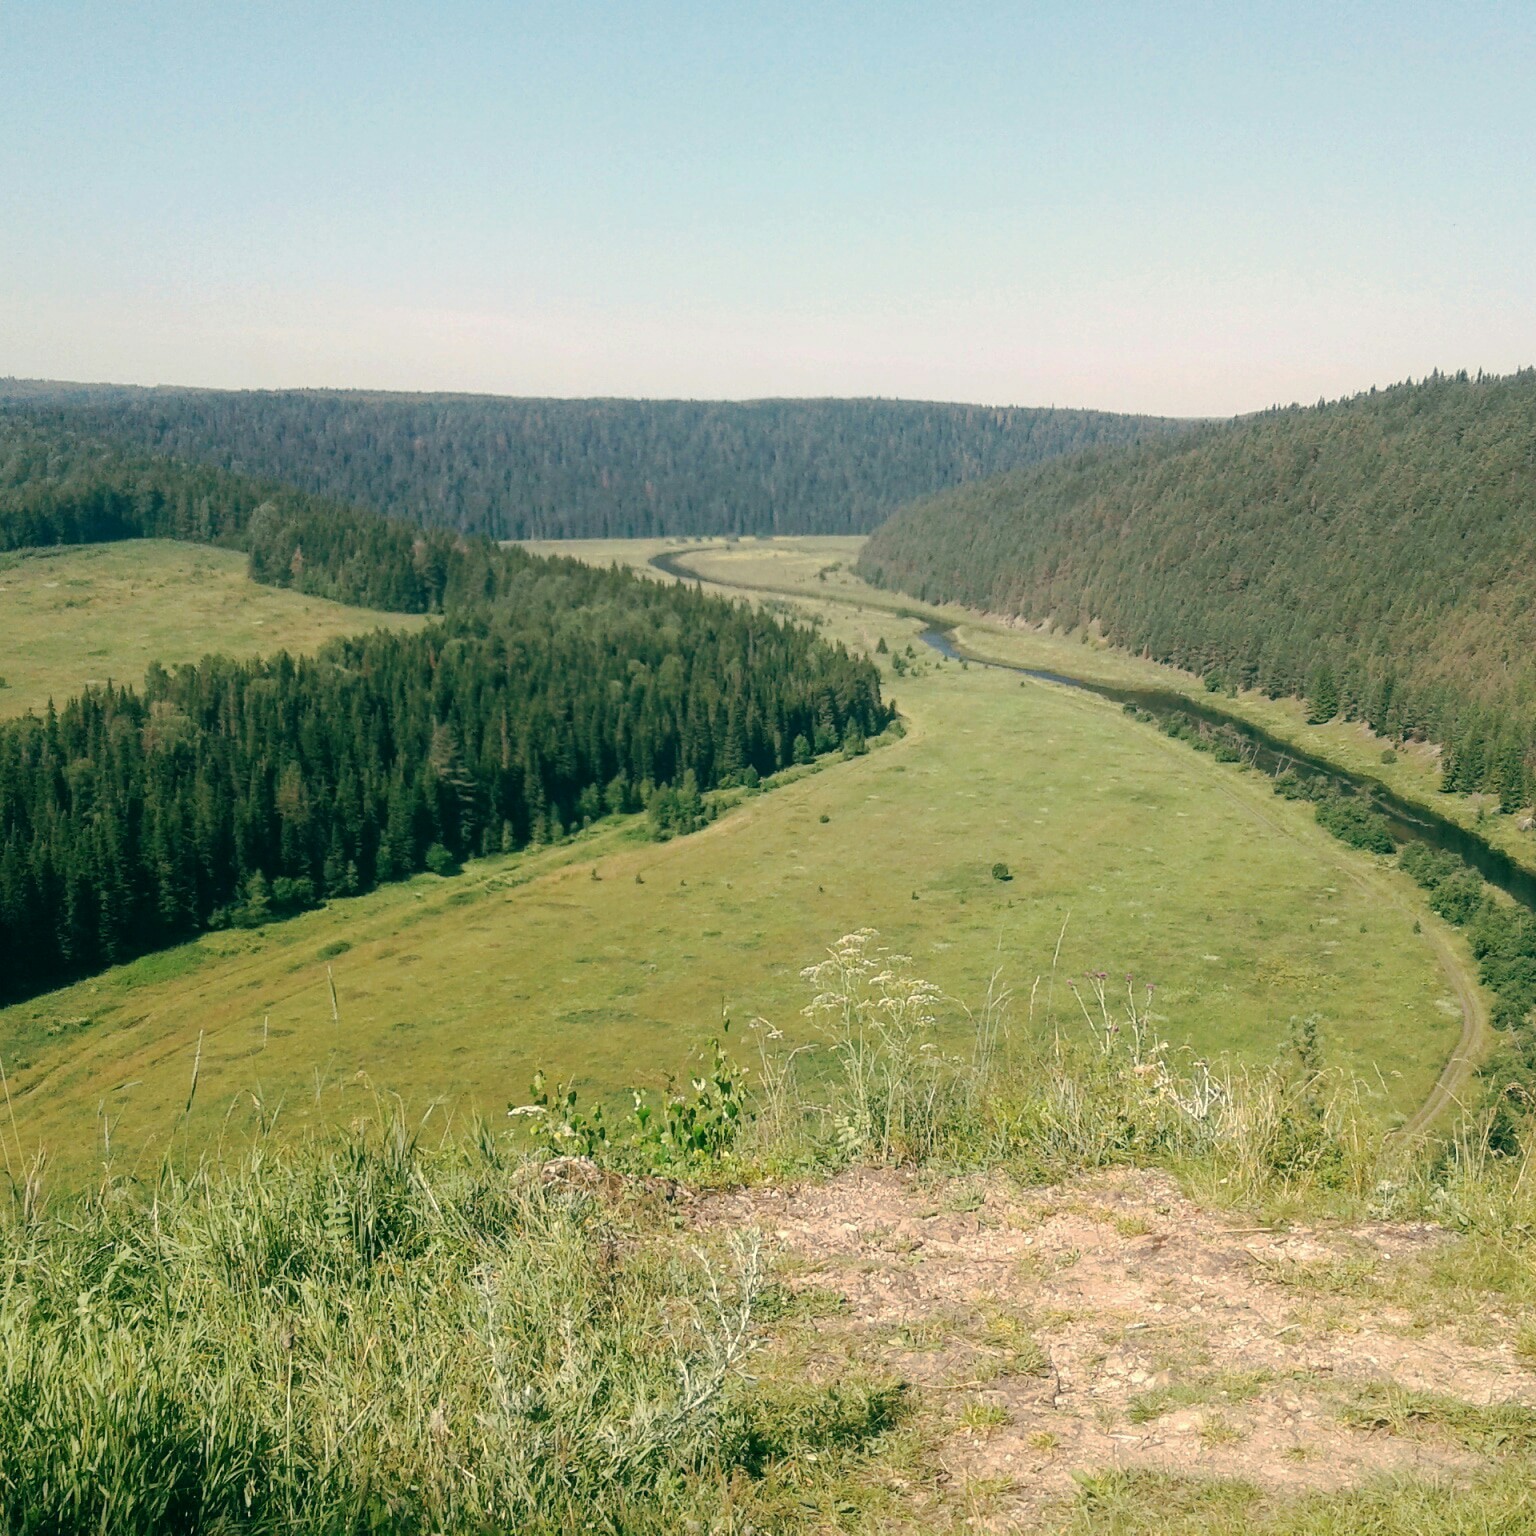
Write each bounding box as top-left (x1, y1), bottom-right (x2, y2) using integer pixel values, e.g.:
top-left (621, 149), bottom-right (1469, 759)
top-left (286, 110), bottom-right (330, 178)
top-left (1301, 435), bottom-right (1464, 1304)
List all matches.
top-left (0, 381), bottom-right (1186, 540)
top-left (859, 368), bottom-right (1536, 813)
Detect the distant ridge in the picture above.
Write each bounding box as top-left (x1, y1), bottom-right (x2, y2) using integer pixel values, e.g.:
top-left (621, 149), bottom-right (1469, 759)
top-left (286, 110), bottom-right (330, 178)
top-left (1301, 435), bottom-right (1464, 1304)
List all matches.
top-left (0, 381), bottom-right (1187, 540)
top-left (858, 368), bottom-right (1536, 811)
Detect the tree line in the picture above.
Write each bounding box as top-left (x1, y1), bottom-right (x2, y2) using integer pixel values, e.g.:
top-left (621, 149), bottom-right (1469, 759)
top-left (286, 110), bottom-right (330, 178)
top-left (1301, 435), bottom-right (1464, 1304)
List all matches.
top-left (0, 385), bottom-right (1185, 539)
top-left (860, 369), bottom-right (1536, 814)
top-left (0, 423), bottom-right (891, 1000)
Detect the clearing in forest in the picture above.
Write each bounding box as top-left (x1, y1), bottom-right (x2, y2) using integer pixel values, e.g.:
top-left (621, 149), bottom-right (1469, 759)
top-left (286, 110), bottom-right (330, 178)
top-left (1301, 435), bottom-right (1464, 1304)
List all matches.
top-left (0, 538), bottom-right (422, 719)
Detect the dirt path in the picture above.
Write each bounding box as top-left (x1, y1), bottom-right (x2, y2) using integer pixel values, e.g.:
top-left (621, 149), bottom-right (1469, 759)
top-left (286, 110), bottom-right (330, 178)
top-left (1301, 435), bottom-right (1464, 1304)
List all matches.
top-left (702, 1166), bottom-right (1533, 1528)
top-left (656, 549), bottom-right (1492, 1138)
top-left (1128, 720), bottom-right (1490, 1139)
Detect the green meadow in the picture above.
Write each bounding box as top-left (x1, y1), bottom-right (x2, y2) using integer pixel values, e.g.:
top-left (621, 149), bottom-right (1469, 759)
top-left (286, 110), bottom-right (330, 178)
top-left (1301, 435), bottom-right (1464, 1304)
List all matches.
top-left (608, 533), bottom-right (1536, 878)
top-left (0, 538), bottom-right (422, 718)
top-left (0, 543), bottom-right (1468, 1179)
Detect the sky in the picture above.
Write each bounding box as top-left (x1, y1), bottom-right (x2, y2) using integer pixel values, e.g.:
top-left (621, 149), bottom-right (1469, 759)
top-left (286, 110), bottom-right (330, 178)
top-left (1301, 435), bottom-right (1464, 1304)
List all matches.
top-left (2, 1), bottom-right (1533, 416)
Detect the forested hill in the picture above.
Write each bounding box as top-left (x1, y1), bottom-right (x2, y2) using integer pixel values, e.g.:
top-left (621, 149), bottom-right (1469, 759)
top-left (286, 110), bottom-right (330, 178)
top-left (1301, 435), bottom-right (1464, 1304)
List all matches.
top-left (0, 413), bottom-right (892, 1000)
top-left (0, 383), bottom-right (1184, 539)
top-left (858, 369), bottom-right (1536, 811)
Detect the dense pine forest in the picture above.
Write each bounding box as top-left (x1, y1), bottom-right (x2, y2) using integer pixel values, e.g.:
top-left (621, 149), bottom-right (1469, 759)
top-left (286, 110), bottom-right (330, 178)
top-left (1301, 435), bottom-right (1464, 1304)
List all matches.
top-left (0, 420), bottom-right (890, 1000)
top-left (0, 413), bottom-right (587, 612)
top-left (0, 382), bottom-right (1184, 538)
top-left (860, 369), bottom-right (1536, 811)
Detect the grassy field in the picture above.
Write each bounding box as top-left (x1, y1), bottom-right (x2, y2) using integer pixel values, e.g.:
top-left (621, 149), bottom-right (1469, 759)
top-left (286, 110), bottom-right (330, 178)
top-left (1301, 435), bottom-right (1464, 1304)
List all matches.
top-left (0, 539), bottom-right (422, 717)
top-left (1, 541), bottom-right (1468, 1180)
top-left (611, 534), bottom-right (1536, 878)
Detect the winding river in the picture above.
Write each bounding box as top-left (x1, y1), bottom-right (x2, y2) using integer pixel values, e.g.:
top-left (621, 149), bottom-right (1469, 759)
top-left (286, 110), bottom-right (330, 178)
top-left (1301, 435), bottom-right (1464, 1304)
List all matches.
top-left (648, 547), bottom-right (1536, 915)
top-left (919, 623), bottom-right (1536, 911)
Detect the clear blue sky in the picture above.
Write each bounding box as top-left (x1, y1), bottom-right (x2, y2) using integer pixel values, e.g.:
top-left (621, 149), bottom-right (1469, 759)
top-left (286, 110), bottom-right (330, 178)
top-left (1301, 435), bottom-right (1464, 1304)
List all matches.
top-left (3, 1), bottom-right (1532, 414)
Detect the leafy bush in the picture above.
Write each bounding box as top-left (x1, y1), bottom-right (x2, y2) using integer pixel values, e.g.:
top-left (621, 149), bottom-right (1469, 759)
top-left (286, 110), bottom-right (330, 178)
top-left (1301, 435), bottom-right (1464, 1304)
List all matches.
top-left (424, 842), bottom-right (459, 876)
top-left (647, 774), bottom-right (708, 841)
top-left (1312, 792), bottom-right (1396, 854)
top-left (514, 1033), bottom-right (750, 1175)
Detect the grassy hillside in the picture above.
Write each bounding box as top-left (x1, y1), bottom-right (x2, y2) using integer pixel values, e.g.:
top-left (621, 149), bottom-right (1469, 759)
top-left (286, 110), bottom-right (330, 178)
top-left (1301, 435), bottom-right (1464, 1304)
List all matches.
top-left (1, 564), bottom-right (1463, 1181)
top-left (1, 383), bottom-right (1186, 539)
top-left (859, 369), bottom-right (1536, 813)
top-left (8, 538), bottom-right (1525, 1531)
top-left (0, 540), bottom-right (421, 719)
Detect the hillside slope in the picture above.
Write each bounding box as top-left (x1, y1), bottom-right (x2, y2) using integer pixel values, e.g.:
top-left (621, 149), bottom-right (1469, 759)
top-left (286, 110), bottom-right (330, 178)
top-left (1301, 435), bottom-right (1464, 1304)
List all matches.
top-left (0, 383), bottom-right (1184, 539)
top-left (859, 370), bottom-right (1536, 810)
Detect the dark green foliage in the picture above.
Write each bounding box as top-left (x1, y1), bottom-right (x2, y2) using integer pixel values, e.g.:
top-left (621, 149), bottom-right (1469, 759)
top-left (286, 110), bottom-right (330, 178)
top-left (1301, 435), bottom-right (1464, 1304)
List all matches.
top-left (1312, 792), bottom-right (1396, 854)
top-left (1469, 902), bottom-right (1536, 1032)
top-left (646, 774), bottom-right (709, 842)
top-left (0, 516), bottom-right (889, 1001)
top-left (1, 384), bottom-right (1184, 538)
top-left (860, 369), bottom-right (1536, 811)
top-left (0, 413), bottom-right (658, 617)
top-left (424, 844), bottom-right (459, 877)
top-left (0, 414), bottom-right (298, 553)
top-left (991, 862), bottom-right (1013, 882)
top-left (1306, 664), bottom-right (1339, 724)
top-left (1155, 711), bottom-right (1253, 767)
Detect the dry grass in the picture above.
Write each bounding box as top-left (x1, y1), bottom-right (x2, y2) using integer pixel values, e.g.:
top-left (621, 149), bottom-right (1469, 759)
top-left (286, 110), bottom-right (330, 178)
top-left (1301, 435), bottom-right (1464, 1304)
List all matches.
top-left (0, 538), bottom-right (420, 718)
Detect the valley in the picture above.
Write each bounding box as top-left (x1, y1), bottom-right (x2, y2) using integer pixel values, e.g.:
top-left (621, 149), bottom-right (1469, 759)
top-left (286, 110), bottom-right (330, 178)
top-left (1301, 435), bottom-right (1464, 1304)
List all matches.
top-left (10, 17), bottom-right (1536, 1528)
top-left (590, 534), bottom-right (1536, 885)
top-left (0, 537), bottom-right (1472, 1180)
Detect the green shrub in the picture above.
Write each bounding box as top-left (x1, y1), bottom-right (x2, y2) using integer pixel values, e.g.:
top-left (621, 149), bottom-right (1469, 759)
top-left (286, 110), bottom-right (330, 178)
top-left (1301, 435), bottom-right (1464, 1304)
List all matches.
top-left (1312, 792), bottom-right (1396, 854)
top-left (424, 843), bottom-right (459, 876)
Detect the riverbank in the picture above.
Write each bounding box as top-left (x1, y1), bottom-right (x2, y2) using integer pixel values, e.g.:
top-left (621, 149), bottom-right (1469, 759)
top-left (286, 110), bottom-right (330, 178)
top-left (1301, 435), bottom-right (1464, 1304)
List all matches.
top-left (645, 538), bottom-right (1536, 891)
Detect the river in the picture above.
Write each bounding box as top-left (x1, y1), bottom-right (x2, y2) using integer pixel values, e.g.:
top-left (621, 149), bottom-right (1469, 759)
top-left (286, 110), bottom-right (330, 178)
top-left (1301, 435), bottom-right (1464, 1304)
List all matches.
top-left (919, 625), bottom-right (1536, 912)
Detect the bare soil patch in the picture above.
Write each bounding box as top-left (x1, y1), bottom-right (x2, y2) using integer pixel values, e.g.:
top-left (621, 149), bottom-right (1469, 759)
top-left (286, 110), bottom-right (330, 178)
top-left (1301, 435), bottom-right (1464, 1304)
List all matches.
top-left (700, 1167), bottom-right (1534, 1528)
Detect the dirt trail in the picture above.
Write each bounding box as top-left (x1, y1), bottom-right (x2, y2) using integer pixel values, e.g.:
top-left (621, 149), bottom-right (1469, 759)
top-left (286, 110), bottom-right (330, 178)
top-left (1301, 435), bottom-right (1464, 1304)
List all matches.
top-left (703, 1166), bottom-right (1533, 1528)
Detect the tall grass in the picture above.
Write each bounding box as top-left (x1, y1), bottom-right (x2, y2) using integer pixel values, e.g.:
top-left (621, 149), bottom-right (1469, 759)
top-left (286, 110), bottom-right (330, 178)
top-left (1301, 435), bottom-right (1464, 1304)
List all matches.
top-left (749, 931), bottom-right (1405, 1216)
top-left (6, 928), bottom-right (1536, 1532)
top-left (0, 1114), bottom-right (880, 1533)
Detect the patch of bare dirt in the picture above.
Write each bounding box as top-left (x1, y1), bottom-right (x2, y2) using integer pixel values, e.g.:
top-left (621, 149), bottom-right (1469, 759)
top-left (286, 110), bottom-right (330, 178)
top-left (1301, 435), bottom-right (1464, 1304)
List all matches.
top-left (699, 1167), bottom-right (1534, 1528)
